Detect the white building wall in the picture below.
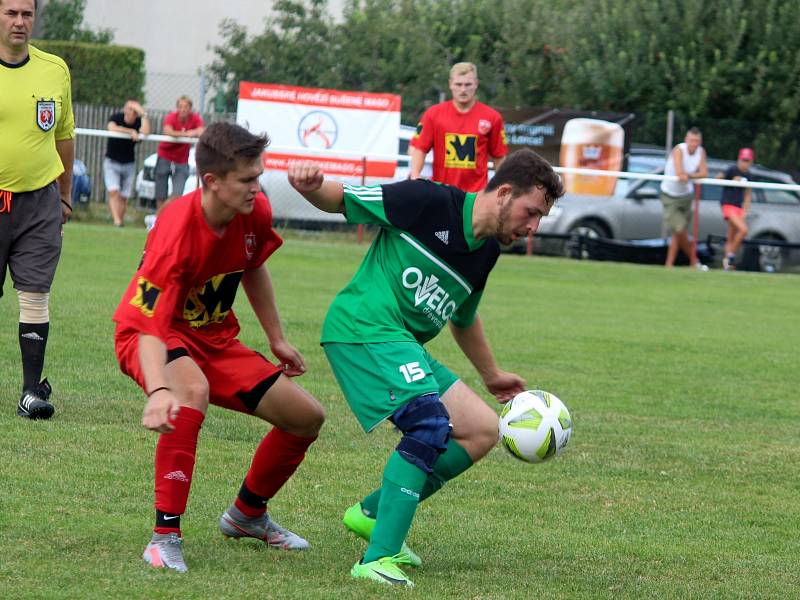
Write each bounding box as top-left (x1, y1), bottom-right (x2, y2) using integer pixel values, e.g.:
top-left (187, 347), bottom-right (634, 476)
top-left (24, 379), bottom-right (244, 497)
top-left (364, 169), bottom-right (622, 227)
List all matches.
top-left (81, 0), bottom-right (344, 110)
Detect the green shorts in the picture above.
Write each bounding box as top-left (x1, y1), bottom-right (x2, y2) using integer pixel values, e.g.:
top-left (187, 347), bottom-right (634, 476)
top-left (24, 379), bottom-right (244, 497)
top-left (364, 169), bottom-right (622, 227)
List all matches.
top-left (660, 191), bottom-right (694, 234)
top-left (323, 341), bottom-right (459, 432)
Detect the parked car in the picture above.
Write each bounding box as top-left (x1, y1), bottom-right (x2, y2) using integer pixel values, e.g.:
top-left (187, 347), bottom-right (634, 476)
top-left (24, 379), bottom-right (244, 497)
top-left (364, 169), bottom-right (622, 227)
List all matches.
top-left (135, 125), bottom-right (430, 223)
top-left (532, 147), bottom-right (800, 272)
top-left (135, 150), bottom-right (197, 208)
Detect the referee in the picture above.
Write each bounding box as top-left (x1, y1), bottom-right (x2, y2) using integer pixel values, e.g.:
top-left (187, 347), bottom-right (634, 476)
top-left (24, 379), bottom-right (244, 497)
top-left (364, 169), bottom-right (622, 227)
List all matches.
top-left (0, 0), bottom-right (75, 419)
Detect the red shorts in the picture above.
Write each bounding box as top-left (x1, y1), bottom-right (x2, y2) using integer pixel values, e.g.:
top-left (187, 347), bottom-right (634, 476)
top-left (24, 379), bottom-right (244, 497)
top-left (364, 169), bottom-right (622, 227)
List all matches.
top-left (722, 204), bottom-right (744, 220)
top-left (115, 329), bottom-right (282, 413)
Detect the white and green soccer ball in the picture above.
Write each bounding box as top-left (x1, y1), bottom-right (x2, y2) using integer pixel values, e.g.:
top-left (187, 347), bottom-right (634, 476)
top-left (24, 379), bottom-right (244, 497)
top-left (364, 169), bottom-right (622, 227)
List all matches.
top-left (499, 390), bottom-right (572, 463)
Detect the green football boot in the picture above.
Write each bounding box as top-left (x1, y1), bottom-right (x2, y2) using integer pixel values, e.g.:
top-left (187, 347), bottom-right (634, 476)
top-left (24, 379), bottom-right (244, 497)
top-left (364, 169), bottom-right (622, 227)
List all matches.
top-left (342, 502), bottom-right (422, 567)
top-left (351, 556), bottom-right (414, 587)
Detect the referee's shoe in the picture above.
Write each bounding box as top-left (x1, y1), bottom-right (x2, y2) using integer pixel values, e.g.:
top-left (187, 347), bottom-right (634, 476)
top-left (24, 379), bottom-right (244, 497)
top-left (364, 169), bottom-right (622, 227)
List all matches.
top-left (17, 379), bottom-right (55, 420)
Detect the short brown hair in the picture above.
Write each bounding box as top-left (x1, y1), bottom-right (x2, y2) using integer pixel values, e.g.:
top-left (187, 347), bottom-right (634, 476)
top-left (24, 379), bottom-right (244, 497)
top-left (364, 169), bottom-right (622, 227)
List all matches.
top-left (486, 148), bottom-right (564, 206)
top-left (195, 122), bottom-right (269, 184)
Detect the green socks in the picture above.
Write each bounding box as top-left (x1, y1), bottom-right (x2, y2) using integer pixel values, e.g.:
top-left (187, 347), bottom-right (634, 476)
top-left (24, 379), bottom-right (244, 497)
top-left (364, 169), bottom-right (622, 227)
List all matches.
top-left (361, 439), bottom-right (474, 516)
top-left (363, 452), bottom-right (427, 563)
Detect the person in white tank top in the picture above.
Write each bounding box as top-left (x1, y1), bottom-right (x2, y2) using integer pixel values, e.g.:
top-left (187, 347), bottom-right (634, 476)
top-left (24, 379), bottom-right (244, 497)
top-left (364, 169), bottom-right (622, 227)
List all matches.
top-left (659, 128), bottom-right (708, 267)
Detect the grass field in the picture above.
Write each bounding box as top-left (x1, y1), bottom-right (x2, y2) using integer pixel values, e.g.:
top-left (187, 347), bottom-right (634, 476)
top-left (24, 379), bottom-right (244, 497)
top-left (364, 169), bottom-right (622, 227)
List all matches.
top-left (1, 223), bottom-right (799, 599)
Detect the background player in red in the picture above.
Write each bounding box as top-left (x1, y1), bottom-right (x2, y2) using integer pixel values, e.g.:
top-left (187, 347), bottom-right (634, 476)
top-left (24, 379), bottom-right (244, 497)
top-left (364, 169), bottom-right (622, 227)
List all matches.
top-left (409, 62), bottom-right (508, 192)
top-left (113, 122), bottom-right (325, 573)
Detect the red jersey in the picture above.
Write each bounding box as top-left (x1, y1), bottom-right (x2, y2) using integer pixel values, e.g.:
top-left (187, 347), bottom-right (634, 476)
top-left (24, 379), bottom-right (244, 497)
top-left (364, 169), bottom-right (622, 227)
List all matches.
top-left (113, 189), bottom-right (282, 352)
top-left (410, 100), bottom-right (507, 192)
top-left (157, 111), bottom-right (204, 164)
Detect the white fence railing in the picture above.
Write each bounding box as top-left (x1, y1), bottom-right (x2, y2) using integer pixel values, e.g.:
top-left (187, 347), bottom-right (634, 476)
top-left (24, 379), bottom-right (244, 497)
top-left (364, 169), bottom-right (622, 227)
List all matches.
top-left (74, 127), bottom-right (800, 208)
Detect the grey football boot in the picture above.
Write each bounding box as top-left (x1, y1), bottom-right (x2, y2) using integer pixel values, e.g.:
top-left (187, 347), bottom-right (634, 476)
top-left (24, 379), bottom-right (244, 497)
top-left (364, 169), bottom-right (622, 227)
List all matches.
top-left (219, 504), bottom-right (310, 550)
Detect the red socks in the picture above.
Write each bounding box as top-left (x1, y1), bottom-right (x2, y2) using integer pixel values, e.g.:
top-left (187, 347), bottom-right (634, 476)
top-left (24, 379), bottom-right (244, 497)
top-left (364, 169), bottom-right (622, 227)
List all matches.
top-left (234, 427), bottom-right (317, 517)
top-left (153, 406), bottom-right (204, 534)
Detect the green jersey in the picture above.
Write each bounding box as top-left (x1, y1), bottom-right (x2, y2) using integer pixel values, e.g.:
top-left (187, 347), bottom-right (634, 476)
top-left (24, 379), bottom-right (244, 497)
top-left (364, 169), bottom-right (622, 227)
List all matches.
top-left (321, 179), bottom-right (501, 345)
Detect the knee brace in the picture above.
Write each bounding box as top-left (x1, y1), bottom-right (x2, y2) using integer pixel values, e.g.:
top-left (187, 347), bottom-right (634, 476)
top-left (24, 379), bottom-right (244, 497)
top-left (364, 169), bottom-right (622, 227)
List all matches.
top-left (392, 393), bottom-right (451, 473)
top-left (17, 291), bottom-right (50, 324)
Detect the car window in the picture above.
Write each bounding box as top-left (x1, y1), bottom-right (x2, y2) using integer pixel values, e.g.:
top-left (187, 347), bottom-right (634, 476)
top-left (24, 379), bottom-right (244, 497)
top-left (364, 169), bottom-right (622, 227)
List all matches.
top-left (617, 156), bottom-right (663, 196)
top-left (757, 187), bottom-right (800, 205)
top-left (700, 184), bottom-right (722, 203)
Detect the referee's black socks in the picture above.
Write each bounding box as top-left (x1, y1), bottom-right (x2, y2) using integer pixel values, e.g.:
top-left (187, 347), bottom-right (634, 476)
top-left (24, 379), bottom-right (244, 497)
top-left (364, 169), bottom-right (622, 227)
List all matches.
top-left (19, 322), bottom-right (49, 392)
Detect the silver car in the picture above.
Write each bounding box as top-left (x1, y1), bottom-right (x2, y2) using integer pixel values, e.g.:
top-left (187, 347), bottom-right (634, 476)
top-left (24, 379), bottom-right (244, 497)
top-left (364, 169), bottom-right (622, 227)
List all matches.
top-left (534, 150), bottom-right (800, 271)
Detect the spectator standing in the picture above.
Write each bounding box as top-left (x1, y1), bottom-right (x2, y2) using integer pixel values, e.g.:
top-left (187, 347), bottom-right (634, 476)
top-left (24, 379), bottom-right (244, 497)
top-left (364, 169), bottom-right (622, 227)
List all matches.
top-left (105, 99), bottom-right (150, 226)
top-left (0, 0), bottom-right (74, 420)
top-left (660, 127), bottom-right (708, 267)
top-left (154, 95), bottom-right (204, 210)
top-left (113, 122), bottom-right (324, 572)
top-left (409, 62), bottom-right (508, 192)
top-left (717, 148), bottom-right (754, 270)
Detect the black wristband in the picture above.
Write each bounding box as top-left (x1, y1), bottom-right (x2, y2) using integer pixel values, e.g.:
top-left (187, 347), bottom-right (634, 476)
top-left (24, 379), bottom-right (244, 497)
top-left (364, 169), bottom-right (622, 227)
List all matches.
top-left (147, 386), bottom-right (170, 397)
top-left (61, 199), bottom-right (73, 211)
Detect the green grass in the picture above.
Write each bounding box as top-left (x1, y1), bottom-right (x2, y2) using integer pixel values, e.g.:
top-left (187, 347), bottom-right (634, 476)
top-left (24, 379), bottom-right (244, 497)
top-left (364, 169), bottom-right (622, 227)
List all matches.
top-left (1, 223), bottom-right (799, 599)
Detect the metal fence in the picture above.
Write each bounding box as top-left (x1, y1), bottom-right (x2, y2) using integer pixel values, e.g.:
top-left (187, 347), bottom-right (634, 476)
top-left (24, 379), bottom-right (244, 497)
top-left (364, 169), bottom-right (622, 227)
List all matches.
top-left (73, 103), bottom-right (234, 203)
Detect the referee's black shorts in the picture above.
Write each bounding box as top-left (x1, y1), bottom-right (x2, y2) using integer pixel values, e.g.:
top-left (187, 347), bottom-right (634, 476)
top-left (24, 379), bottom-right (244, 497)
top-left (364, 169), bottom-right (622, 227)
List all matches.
top-left (0, 181), bottom-right (63, 299)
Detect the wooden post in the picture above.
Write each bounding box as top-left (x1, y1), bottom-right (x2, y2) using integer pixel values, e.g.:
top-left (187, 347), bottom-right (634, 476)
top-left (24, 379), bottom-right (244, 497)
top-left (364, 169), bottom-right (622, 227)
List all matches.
top-left (691, 183), bottom-right (700, 265)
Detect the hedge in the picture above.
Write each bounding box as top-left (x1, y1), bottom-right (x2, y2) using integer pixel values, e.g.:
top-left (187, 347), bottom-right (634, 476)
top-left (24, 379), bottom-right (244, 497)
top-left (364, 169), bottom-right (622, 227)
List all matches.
top-left (32, 40), bottom-right (145, 106)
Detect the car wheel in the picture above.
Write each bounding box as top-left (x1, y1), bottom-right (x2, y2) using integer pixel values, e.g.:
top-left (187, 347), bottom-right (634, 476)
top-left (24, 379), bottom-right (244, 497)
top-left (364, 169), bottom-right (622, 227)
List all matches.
top-left (564, 220), bottom-right (610, 259)
top-left (753, 234), bottom-right (787, 273)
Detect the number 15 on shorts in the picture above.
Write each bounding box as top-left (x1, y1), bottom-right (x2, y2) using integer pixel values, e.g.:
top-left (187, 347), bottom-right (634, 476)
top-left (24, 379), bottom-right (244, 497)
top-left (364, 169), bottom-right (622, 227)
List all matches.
top-left (399, 362), bottom-right (425, 383)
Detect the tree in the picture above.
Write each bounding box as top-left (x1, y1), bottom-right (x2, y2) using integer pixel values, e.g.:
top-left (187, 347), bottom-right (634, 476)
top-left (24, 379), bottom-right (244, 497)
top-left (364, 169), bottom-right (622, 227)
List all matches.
top-left (205, 0), bottom-right (800, 170)
top-left (40, 0), bottom-right (113, 44)
top-left (207, 0), bottom-right (339, 113)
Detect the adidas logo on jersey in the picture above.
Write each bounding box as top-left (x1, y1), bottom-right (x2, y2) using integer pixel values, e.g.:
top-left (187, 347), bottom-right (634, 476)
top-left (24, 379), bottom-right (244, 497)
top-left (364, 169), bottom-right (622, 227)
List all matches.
top-left (434, 230), bottom-right (449, 245)
top-left (164, 470), bottom-right (190, 482)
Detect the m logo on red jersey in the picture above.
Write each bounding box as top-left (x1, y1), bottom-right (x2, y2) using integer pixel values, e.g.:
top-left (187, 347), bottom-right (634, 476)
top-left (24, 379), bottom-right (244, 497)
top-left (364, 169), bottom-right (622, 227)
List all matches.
top-left (130, 277), bottom-right (161, 317)
top-left (183, 271), bottom-right (243, 328)
top-left (36, 100), bottom-right (56, 132)
top-left (444, 133), bottom-right (477, 169)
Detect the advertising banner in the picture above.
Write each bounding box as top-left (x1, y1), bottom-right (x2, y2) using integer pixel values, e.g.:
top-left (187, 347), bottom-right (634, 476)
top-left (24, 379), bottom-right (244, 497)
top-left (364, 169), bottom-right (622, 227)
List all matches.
top-left (498, 107), bottom-right (636, 195)
top-left (237, 82), bottom-right (402, 178)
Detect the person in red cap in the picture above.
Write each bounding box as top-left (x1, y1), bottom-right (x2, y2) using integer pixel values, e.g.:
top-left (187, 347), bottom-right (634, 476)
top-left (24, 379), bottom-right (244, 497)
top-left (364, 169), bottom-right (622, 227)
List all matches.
top-left (716, 148), bottom-right (754, 270)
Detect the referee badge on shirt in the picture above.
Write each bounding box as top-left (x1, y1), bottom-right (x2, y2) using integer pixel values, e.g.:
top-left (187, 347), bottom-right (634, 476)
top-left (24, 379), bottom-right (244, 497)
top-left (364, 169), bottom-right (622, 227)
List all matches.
top-left (36, 100), bottom-right (56, 132)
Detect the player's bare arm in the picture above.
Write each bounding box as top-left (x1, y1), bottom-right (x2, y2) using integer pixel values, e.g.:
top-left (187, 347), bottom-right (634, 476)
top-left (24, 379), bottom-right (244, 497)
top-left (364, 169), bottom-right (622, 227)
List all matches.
top-left (55, 138), bottom-right (74, 221)
top-left (137, 334), bottom-right (180, 433)
top-left (287, 161), bottom-right (346, 213)
top-left (242, 265), bottom-right (306, 376)
top-left (408, 146), bottom-right (427, 180)
top-left (672, 146), bottom-right (689, 182)
top-left (448, 316), bottom-right (525, 403)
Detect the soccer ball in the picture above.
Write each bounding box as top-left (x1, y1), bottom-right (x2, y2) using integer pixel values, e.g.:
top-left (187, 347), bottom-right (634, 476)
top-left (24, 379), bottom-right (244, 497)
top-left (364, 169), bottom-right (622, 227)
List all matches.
top-left (499, 390), bottom-right (572, 463)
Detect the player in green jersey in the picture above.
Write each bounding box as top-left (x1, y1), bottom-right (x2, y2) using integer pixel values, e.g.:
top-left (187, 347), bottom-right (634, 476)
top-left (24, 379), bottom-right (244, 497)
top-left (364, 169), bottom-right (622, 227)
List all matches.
top-left (289, 149), bottom-right (564, 588)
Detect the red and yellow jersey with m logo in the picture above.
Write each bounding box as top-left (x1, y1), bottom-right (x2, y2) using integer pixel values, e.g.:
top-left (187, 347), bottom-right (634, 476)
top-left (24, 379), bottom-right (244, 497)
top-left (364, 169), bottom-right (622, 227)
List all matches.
top-left (410, 100), bottom-right (507, 192)
top-left (113, 190), bottom-right (282, 350)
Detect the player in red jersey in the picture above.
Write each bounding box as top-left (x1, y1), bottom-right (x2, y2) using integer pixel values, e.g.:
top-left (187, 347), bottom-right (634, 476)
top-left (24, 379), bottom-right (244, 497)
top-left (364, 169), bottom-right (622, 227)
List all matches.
top-left (113, 122), bottom-right (325, 572)
top-left (409, 62), bottom-right (508, 192)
